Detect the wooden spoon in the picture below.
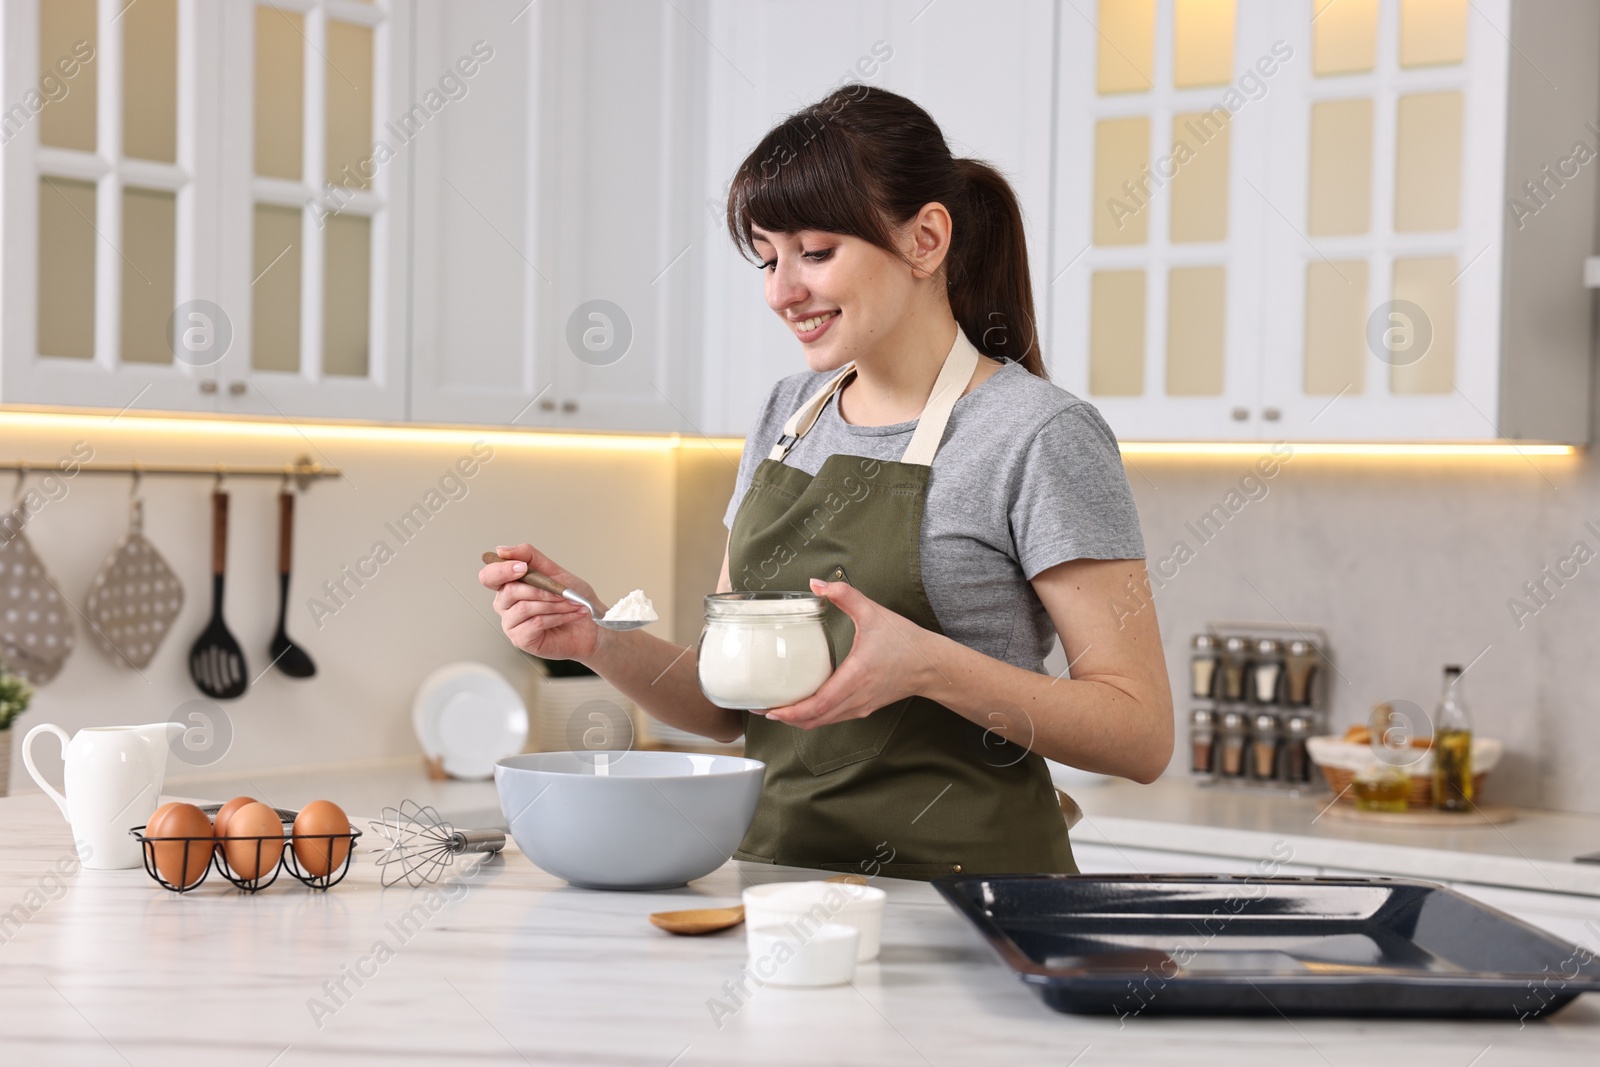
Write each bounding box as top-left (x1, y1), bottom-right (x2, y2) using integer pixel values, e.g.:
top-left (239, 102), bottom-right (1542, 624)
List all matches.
top-left (648, 874), bottom-right (870, 935)
top-left (649, 905), bottom-right (745, 935)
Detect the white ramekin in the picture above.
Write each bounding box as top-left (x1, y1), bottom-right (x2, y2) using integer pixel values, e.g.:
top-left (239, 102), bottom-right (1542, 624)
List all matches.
top-left (746, 922), bottom-right (859, 987)
top-left (742, 880), bottom-right (887, 962)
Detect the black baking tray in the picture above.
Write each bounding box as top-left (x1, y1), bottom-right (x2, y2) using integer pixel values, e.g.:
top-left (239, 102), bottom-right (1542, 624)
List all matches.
top-left (933, 874), bottom-right (1600, 1019)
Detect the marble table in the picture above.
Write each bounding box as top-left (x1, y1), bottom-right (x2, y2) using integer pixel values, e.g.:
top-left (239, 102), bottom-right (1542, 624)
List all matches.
top-left (3, 790), bottom-right (1600, 1066)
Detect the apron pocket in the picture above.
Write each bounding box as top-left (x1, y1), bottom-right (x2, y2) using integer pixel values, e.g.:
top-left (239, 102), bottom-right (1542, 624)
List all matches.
top-left (792, 697), bottom-right (910, 775)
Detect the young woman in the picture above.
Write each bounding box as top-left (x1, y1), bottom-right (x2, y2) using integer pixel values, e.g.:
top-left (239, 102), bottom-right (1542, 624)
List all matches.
top-left (481, 87), bottom-right (1172, 879)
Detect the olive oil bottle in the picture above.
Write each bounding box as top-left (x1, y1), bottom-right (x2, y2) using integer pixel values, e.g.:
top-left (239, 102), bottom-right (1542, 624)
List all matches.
top-left (1432, 665), bottom-right (1473, 812)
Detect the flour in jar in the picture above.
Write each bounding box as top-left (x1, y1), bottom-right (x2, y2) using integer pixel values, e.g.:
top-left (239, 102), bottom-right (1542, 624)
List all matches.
top-left (698, 598), bottom-right (833, 710)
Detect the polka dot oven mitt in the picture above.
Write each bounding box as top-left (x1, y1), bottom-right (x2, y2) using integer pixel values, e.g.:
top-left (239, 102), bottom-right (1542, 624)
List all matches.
top-left (0, 502), bottom-right (75, 684)
top-left (85, 498), bottom-right (184, 671)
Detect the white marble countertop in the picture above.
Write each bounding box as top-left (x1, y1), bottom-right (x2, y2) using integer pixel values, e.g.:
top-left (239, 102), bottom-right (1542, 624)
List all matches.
top-left (4, 786), bottom-right (1600, 1065)
top-left (159, 759), bottom-right (1600, 897)
top-left (1071, 777), bottom-right (1600, 898)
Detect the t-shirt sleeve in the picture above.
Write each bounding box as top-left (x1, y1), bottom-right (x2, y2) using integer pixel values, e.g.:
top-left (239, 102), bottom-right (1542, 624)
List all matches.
top-left (1009, 401), bottom-right (1146, 578)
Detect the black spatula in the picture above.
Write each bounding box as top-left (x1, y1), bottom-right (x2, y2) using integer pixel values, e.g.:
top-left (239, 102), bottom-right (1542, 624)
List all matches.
top-left (269, 490), bottom-right (315, 678)
top-left (188, 490), bottom-right (247, 699)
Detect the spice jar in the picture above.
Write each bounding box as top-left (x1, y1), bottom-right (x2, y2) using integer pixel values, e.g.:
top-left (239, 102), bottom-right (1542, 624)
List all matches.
top-left (1190, 634), bottom-right (1220, 700)
top-left (1220, 637), bottom-right (1250, 702)
top-left (1283, 714), bottom-right (1313, 783)
top-left (1251, 712), bottom-right (1281, 781)
top-left (1251, 638), bottom-right (1284, 705)
top-left (1189, 708), bottom-right (1216, 776)
top-left (1217, 710), bottom-right (1248, 778)
top-left (697, 592), bottom-right (835, 710)
top-left (1285, 639), bottom-right (1319, 706)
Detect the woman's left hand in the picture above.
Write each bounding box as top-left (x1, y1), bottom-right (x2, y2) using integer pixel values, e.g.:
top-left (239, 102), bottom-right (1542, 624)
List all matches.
top-left (761, 578), bottom-right (938, 729)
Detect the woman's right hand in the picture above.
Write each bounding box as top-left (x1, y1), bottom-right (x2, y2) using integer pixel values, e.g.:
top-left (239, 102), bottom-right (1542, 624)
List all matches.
top-left (479, 544), bottom-right (602, 661)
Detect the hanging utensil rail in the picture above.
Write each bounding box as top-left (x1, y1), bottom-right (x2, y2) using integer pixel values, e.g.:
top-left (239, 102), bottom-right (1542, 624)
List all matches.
top-left (0, 454), bottom-right (338, 491)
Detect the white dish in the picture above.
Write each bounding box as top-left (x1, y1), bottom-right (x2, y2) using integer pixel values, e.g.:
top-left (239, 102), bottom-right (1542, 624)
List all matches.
top-left (743, 880), bottom-right (887, 962)
top-left (413, 662), bottom-right (529, 780)
top-left (746, 922), bottom-right (858, 987)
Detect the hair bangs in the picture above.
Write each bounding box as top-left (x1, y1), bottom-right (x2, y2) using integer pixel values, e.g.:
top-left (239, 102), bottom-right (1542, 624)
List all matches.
top-left (726, 105), bottom-right (889, 263)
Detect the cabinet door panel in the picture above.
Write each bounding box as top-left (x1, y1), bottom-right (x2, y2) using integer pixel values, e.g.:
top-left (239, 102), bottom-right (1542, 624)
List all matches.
top-left (695, 0), bottom-right (1056, 438)
top-left (214, 0), bottom-right (410, 423)
top-left (1049, 0), bottom-right (1271, 441)
top-left (544, 0), bottom-right (693, 433)
top-left (2, 0), bottom-right (221, 413)
top-left (409, 0), bottom-right (552, 427)
top-left (1257, 0), bottom-right (1510, 441)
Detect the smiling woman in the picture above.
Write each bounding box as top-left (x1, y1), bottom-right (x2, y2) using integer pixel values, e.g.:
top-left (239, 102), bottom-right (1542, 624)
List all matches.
top-left (482, 86), bottom-right (1173, 881)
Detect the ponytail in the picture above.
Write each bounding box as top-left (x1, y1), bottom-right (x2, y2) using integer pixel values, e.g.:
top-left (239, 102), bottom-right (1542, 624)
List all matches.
top-left (949, 158), bottom-right (1045, 377)
top-left (726, 86), bottom-right (1048, 379)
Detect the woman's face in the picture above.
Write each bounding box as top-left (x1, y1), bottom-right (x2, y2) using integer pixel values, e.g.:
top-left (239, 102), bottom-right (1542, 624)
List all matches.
top-left (750, 228), bottom-right (922, 374)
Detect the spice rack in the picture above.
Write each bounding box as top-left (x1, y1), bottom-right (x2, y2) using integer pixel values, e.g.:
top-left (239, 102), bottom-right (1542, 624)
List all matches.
top-left (1188, 621), bottom-right (1332, 796)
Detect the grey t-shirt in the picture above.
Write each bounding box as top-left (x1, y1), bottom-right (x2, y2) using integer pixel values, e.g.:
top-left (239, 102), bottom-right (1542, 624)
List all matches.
top-left (723, 360), bottom-right (1146, 672)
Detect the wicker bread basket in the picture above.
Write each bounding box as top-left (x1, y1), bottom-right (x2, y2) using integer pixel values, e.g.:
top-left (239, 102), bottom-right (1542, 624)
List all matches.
top-left (1316, 764), bottom-right (1489, 808)
top-left (1306, 734), bottom-right (1501, 808)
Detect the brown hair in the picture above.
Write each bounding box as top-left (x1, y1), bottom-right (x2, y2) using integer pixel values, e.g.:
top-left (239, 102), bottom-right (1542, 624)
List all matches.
top-left (725, 85), bottom-right (1046, 379)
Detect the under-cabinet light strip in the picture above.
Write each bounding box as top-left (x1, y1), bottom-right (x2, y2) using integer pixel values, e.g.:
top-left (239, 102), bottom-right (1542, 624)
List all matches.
top-left (1119, 441), bottom-right (1579, 458)
top-left (0, 410), bottom-right (1580, 457)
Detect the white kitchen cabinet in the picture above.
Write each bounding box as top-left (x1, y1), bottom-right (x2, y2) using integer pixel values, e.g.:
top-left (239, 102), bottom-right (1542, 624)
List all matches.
top-left (408, 0), bottom-right (699, 433)
top-left (210, 0), bottom-right (412, 423)
top-left (1, 0), bottom-right (224, 414)
top-left (1049, 0), bottom-right (1598, 443)
top-left (1, 0), bottom-right (412, 422)
top-left (693, 0), bottom-right (1057, 438)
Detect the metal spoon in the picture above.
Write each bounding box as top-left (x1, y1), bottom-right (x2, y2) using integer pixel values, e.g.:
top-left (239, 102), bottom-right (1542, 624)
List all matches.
top-left (480, 551), bottom-right (653, 631)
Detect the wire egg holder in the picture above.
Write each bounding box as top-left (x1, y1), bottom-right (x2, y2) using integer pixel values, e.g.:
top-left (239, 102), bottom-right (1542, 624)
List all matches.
top-left (129, 803), bottom-right (362, 894)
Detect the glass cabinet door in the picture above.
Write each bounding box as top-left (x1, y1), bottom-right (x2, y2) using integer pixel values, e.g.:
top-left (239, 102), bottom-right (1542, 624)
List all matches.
top-left (212, 0), bottom-right (409, 422)
top-left (1257, 0), bottom-right (1507, 440)
top-left (1050, 0), bottom-right (1271, 440)
top-left (3, 0), bottom-right (222, 412)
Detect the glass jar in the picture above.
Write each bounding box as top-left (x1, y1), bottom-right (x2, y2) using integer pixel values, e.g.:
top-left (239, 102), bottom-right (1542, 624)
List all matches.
top-left (697, 592), bottom-right (835, 710)
top-left (1190, 634), bottom-right (1219, 700)
top-left (1217, 710), bottom-right (1248, 778)
top-left (1251, 638), bottom-right (1284, 705)
top-left (1189, 708), bottom-right (1216, 776)
top-left (1219, 636), bottom-right (1250, 702)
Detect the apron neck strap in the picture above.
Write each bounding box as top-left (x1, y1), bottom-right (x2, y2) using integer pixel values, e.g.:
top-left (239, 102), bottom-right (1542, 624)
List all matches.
top-left (765, 327), bottom-right (981, 466)
top-left (900, 328), bottom-right (979, 467)
top-left (767, 363), bottom-right (858, 461)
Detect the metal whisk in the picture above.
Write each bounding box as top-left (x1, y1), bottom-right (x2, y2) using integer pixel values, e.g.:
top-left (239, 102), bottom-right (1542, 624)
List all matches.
top-left (368, 800), bottom-right (506, 888)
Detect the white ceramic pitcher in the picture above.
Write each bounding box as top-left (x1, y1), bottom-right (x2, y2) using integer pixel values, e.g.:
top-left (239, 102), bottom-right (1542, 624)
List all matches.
top-left (22, 722), bottom-right (183, 870)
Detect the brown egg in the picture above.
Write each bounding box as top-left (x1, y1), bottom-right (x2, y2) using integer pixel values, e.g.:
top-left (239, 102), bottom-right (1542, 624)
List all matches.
top-left (146, 801), bottom-right (183, 835)
top-left (213, 796), bottom-right (259, 839)
top-left (292, 800), bottom-right (351, 877)
top-left (147, 802), bottom-right (214, 889)
top-left (222, 802), bottom-right (285, 881)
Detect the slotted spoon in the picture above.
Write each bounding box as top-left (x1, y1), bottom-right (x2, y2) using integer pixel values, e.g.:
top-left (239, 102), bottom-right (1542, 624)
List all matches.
top-left (188, 491), bottom-right (247, 699)
top-left (269, 490), bottom-right (315, 678)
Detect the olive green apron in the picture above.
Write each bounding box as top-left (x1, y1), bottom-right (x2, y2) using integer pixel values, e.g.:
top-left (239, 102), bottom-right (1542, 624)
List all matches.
top-left (727, 327), bottom-right (1076, 881)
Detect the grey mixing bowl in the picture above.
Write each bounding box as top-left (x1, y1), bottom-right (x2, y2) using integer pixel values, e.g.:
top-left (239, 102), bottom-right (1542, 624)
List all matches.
top-left (493, 750), bottom-right (765, 890)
